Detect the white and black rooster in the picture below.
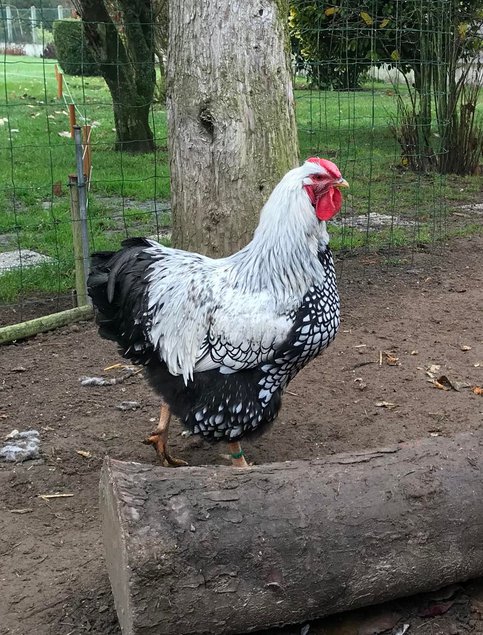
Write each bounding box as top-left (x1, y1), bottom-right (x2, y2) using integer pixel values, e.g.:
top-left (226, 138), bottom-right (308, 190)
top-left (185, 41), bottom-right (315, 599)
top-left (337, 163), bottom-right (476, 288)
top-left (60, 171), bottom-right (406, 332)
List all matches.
top-left (88, 158), bottom-right (348, 467)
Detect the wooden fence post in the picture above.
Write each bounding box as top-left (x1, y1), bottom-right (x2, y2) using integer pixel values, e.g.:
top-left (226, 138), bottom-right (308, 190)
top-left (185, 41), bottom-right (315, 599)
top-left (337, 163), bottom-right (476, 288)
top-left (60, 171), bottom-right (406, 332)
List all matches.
top-left (55, 64), bottom-right (63, 100)
top-left (82, 125), bottom-right (92, 179)
top-left (68, 174), bottom-right (89, 307)
top-left (69, 104), bottom-right (76, 138)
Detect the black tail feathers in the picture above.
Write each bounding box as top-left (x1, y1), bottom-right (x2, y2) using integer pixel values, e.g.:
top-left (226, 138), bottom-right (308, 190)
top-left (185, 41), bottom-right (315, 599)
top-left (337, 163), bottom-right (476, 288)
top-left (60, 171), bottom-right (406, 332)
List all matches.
top-left (87, 238), bottom-right (154, 347)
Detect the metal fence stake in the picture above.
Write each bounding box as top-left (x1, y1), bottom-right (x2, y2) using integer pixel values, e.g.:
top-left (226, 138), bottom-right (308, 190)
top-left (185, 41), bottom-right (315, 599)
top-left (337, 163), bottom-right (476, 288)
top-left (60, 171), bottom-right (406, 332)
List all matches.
top-left (72, 125), bottom-right (91, 305)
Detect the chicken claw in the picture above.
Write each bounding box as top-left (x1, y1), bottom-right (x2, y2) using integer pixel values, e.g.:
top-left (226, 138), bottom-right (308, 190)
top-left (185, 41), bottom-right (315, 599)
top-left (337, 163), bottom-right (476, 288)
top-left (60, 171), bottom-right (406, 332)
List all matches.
top-left (143, 433), bottom-right (188, 467)
top-left (143, 402), bottom-right (188, 467)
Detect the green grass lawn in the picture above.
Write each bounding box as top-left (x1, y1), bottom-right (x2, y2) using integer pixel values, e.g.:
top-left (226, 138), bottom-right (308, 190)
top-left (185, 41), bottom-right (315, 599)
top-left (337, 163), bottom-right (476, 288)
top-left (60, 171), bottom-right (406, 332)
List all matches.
top-left (0, 55), bottom-right (481, 302)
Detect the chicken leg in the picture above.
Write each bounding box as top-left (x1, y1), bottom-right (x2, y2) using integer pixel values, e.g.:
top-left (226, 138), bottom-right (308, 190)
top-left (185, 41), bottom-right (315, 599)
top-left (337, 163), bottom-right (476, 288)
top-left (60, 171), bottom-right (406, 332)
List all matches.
top-left (143, 402), bottom-right (188, 467)
top-left (228, 441), bottom-right (249, 468)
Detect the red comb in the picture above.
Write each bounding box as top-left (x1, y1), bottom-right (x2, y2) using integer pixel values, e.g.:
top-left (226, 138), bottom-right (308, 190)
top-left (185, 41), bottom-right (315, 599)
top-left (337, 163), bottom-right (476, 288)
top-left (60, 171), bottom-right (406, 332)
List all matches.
top-left (306, 157), bottom-right (341, 178)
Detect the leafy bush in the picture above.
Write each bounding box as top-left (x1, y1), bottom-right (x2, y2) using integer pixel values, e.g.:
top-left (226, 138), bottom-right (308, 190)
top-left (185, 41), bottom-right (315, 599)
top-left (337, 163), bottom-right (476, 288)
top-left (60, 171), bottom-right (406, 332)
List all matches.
top-left (53, 19), bottom-right (100, 76)
top-left (290, 0), bottom-right (482, 92)
top-left (289, 3), bottom-right (382, 90)
top-left (389, 4), bottom-right (483, 175)
top-left (34, 26), bottom-right (55, 46)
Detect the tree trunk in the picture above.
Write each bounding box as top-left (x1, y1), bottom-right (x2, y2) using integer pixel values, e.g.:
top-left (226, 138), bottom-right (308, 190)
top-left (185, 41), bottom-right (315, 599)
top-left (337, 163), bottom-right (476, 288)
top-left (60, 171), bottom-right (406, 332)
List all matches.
top-left (110, 93), bottom-right (154, 154)
top-left (76, 0), bottom-right (156, 153)
top-left (153, 0), bottom-right (168, 102)
top-left (167, 0), bottom-right (299, 256)
top-left (100, 431), bottom-right (483, 635)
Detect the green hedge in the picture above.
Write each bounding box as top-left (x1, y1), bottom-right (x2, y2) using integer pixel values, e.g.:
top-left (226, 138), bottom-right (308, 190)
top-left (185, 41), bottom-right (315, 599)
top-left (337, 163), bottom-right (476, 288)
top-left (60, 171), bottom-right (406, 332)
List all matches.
top-left (53, 19), bottom-right (101, 77)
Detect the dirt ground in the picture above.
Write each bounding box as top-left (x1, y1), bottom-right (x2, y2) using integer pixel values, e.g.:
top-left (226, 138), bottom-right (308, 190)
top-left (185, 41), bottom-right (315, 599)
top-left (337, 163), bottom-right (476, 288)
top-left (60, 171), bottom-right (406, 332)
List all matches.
top-left (0, 235), bottom-right (482, 635)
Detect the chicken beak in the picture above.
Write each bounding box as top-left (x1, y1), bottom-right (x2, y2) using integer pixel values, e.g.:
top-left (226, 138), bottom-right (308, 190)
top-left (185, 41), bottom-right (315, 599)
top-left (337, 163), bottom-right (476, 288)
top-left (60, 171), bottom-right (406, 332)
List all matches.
top-left (334, 178), bottom-right (349, 189)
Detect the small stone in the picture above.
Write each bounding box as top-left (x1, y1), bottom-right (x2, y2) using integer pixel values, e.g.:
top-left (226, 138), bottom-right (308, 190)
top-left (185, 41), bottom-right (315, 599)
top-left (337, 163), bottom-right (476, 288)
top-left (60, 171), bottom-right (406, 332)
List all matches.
top-left (116, 401), bottom-right (141, 411)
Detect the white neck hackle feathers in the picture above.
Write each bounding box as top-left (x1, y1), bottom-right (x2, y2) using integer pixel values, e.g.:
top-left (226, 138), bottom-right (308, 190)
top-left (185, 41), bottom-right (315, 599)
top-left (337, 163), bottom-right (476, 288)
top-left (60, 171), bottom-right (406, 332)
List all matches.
top-left (229, 161), bottom-right (330, 307)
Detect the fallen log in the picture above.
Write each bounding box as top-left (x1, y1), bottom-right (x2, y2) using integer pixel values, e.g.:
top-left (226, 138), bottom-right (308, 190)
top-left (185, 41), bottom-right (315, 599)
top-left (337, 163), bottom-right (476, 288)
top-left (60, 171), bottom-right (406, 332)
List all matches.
top-left (100, 431), bottom-right (483, 635)
top-left (0, 305), bottom-right (93, 344)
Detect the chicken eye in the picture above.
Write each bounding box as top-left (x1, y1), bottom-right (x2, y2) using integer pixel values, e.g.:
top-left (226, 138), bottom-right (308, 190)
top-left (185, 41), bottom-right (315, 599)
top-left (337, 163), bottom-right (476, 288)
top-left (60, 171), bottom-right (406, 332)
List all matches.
top-left (312, 174), bottom-right (324, 182)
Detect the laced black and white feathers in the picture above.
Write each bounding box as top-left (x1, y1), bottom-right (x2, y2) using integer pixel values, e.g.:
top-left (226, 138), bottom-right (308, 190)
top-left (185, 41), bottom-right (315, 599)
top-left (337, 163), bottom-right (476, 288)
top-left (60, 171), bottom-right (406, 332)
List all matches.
top-left (88, 159), bottom-right (343, 442)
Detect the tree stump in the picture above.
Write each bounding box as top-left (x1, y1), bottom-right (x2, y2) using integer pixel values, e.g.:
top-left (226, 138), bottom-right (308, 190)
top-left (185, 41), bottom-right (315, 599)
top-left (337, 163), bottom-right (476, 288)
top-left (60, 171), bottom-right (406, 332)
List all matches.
top-left (100, 431), bottom-right (483, 635)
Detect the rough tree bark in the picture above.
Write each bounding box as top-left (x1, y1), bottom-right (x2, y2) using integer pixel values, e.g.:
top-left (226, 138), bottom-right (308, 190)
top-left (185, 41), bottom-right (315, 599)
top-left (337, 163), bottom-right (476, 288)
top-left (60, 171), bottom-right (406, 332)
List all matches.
top-left (167, 0), bottom-right (299, 256)
top-left (100, 431), bottom-right (483, 635)
top-left (74, 0), bottom-right (156, 153)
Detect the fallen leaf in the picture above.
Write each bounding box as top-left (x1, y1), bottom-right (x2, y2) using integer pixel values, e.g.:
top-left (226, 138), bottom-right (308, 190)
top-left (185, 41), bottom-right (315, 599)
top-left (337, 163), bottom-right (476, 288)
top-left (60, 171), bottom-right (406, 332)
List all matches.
top-left (472, 386), bottom-right (483, 396)
top-left (375, 401), bottom-right (398, 409)
top-left (418, 600), bottom-right (454, 618)
top-left (432, 379), bottom-right (450, 391)
top-left (76, 450), bottom-right (91, 458)
top-left (10, 508), bottom-right (33, 514)
top-left (434, 375), bottom-right (470, 392)
top-left (384, 351), bottom-right (400, 366)
top-left (58, 131), bottom-right (71, 138)
top-left (410, 350), bottom-right (419, 355)
top-left (461, 345), bottom-right (472, 351)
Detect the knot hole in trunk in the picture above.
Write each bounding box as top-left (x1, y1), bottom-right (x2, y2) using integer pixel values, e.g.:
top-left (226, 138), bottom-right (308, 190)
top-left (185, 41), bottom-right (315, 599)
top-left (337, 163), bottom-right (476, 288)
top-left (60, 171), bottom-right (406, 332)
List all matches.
top-left (199, 103), bottom-right (215, 139)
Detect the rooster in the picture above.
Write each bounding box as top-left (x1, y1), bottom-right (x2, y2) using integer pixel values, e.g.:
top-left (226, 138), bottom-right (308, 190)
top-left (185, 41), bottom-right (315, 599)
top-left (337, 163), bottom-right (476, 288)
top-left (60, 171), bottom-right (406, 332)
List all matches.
top-left (88, 158), bottom-right (348, 467)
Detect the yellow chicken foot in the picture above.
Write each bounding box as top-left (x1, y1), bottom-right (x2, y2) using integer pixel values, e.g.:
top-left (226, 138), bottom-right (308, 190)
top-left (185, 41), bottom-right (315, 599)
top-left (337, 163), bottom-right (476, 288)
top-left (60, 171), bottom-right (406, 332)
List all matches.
top-left (228, 441), bottom-right (249, 468)
top-left (143, 403), bottom-right (188, 467)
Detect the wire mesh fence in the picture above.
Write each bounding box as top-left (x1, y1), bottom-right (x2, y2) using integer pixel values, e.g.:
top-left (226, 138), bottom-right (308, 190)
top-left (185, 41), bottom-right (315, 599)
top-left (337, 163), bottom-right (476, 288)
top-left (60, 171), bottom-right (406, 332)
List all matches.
top-left (0, 1), bottom-right (482, 328)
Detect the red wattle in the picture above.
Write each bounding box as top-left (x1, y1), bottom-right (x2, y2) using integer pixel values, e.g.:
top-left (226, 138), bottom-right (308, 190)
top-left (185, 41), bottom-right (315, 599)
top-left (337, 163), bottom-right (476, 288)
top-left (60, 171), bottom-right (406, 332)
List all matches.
top-left (303, 184), bottom-right (316, 206)
top-left (316, 187), bottom-right (342, 221)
